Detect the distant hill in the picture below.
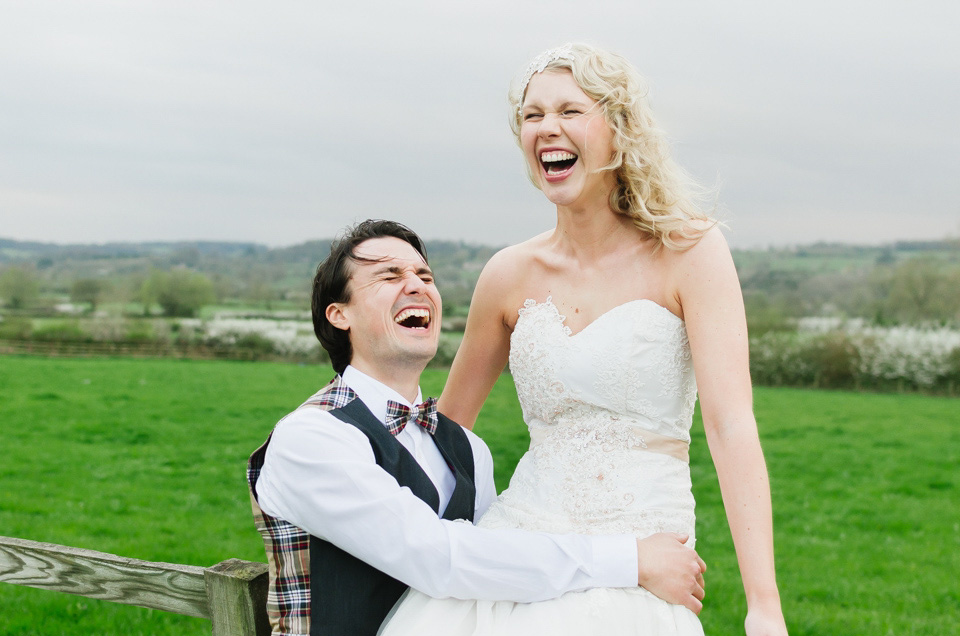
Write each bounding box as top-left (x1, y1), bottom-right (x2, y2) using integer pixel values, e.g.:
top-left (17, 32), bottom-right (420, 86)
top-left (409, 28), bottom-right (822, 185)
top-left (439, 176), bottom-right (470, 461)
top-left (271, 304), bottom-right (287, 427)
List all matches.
top-left (0, 237), bottom-right (503, 308)
top-left (0, 238), bottom-right (266, 261)
top-left (0, 237), bottom-right (501, 265)
top-left (2, 237), bottom-right (957, 320)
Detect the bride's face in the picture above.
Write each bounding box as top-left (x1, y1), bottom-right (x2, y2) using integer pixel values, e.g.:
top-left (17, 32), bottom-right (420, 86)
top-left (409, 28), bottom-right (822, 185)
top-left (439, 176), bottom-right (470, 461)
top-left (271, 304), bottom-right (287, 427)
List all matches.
top-left (519, 70), bottom-right (616, 209)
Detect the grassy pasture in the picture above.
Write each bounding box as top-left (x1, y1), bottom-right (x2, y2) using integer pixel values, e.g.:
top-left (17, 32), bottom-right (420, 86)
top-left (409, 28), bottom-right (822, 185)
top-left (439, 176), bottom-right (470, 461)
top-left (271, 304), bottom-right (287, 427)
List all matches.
top-left (0, 356), bottom-right (957, 635)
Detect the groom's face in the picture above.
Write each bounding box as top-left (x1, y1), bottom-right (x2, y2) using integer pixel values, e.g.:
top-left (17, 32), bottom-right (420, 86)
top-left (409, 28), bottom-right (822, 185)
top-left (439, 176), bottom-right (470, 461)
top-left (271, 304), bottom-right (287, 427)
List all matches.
top-left (326, 237), bottom-right (442, 375)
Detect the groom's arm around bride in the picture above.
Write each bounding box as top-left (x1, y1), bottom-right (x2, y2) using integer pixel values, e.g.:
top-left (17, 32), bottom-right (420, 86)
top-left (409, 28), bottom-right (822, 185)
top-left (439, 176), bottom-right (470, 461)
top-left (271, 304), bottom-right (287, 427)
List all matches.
top-left (246, 220), bottom-right (707, 636)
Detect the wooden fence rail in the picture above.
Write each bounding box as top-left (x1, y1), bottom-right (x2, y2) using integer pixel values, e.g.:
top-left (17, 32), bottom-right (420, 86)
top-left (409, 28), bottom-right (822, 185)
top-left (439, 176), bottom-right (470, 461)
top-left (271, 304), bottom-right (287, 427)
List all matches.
top-left (0, 535), bottom-right (270, 636)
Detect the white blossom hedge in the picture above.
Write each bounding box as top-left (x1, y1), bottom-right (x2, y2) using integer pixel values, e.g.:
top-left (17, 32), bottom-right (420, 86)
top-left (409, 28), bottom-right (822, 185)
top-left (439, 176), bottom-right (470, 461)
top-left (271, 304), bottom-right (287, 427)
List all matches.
top-left (183, 317), bottom-right (322, 360)
top-left (180, 315), bottom-right (462, 367)
top-left (750, 322), bottom-right (960, 394)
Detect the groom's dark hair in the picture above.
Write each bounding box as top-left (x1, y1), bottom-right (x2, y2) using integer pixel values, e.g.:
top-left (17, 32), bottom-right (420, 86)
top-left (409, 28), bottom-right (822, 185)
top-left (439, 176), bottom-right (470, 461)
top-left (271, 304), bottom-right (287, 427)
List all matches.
top-left (312, 219), bottom-right (429, 374)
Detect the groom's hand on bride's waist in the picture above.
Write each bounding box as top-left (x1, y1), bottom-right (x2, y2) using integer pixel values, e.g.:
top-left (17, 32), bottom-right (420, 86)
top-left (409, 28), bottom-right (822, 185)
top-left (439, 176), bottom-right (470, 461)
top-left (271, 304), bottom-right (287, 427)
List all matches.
top-left (635, 533), bottom-right (707, 615)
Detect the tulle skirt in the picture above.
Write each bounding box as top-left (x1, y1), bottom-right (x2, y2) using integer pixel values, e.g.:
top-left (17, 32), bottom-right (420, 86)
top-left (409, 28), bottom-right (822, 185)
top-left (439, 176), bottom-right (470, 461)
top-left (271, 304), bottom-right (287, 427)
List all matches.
top-left (378, 585), bottom-right (703, 636)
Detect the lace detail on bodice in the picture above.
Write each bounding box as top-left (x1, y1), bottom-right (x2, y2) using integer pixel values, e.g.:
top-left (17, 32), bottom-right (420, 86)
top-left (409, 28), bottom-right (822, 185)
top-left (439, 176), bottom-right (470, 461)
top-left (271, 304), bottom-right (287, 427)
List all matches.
top-left (480, 298), bottom-right (699, 539)
top-left (509, 297), bottom-right (698, 442)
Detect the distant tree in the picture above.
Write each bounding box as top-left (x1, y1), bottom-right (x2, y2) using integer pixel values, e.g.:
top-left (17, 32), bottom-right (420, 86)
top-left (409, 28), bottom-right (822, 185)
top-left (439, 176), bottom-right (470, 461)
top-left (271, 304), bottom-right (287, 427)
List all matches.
top-left (210, 273), bottom-right (238, 304)
top-left (140, 268), bottom-right (215, 317)
top-left (820, 269), bottom-right (877, 319)
top-left (169, 246), bottom-right (201, 268)
top-left (70, 278), bottom-right (106, 312)
top-left (243, 265), bottom-right (286, 309)
top-left (743, 292), bottom-right (796, 334)
top-left (0, 266), bottom-right (40, 309)
top-left (875, 248), bottom-right (896, 266)
top-left (138, 272), bottom-right (159, 315)
top-left (885, 258), bottom-right (960, 322)
top-left (247, 278), bottom-right (278, 309)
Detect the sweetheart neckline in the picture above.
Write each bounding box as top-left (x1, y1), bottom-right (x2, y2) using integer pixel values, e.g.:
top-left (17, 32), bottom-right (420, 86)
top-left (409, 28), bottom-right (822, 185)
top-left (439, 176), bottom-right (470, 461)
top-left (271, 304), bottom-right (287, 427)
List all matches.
top-left (521, 297), bottom-right (683, 338)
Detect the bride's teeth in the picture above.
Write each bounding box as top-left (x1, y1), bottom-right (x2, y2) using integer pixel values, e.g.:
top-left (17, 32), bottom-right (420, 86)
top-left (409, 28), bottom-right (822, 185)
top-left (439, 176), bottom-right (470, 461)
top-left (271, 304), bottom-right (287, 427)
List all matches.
top-left (540, 151), bottom-right (577, 163)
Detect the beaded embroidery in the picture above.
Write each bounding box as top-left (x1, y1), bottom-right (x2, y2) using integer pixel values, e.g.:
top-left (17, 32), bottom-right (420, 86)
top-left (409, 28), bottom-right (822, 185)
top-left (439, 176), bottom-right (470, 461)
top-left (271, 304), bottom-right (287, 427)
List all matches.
top-left (516, 43), bottom-right (576, 113)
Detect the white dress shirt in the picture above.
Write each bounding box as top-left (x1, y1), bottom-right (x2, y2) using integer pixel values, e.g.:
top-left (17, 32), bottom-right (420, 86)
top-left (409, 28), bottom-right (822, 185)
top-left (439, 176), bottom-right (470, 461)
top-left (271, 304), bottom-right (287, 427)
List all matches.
top-left (256, 365), bottom-right (637, 602)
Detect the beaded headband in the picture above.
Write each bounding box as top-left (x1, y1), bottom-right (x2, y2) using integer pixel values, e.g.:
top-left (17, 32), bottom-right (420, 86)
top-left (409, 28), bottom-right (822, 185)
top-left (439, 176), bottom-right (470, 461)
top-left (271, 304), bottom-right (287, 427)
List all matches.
top-left (516, 43), bottom-right (576, 114)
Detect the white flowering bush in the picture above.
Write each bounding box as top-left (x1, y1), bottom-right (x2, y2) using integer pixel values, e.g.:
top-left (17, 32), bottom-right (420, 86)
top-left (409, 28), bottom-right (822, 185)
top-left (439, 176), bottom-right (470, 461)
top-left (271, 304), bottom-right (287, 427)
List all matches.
top-left (749, 331), bottom-right (822, 387)
top-left (854, 326), bottom-right (960, 390)
top-left (199, 316), bottom-right (323, 361)
top-left (191, 315), bottom-right (465, 366)
top-left (750, 321), bottom-right (960, 394)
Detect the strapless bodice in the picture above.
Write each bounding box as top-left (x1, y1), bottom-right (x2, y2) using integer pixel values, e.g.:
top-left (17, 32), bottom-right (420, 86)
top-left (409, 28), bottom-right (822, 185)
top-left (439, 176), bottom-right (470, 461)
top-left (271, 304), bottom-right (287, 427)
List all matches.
top-left (509, 297), bottom-right (698, 446)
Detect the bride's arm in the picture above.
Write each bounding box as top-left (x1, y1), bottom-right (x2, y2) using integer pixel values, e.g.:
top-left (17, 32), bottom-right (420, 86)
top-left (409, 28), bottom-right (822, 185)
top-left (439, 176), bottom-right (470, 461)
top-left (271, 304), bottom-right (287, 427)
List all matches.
top-left (675, 227), bottom-right (788, 635)
top-left (438, 249), bottom-right (515, 429)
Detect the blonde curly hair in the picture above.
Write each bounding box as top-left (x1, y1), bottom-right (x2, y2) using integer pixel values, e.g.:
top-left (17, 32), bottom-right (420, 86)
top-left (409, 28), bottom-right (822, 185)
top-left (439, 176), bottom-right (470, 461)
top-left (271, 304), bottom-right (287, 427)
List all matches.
top-left (510, 43), bottom-right (715, 251)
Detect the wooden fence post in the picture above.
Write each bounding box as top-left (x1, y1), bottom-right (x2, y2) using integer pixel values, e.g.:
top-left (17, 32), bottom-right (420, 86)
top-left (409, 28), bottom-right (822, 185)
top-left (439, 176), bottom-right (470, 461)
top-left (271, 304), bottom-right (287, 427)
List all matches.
top-left (204, 558), bottom-right (270, 636)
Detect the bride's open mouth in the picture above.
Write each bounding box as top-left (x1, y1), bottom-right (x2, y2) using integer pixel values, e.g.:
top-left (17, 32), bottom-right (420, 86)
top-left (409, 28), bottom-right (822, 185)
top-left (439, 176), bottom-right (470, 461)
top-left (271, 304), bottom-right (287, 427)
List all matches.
top-left (540, 150), bottom-right (578, 178)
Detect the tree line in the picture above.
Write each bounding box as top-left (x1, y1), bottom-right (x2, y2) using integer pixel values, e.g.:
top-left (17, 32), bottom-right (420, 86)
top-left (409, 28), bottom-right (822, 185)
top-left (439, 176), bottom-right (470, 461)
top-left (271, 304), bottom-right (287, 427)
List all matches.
top-left (1, 238), bottom-right (958, 325)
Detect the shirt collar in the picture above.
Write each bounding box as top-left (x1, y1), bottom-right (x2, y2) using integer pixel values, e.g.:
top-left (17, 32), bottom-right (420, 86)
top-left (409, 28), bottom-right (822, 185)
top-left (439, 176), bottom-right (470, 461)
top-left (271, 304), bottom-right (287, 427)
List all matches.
top-left (342, 365), bottom-right (423, 425)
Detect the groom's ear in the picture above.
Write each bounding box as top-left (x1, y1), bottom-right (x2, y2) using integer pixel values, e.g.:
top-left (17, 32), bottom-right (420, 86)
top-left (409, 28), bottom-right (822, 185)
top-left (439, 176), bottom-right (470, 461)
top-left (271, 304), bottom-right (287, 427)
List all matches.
top-left (326, 302), bottom-right (350, 332)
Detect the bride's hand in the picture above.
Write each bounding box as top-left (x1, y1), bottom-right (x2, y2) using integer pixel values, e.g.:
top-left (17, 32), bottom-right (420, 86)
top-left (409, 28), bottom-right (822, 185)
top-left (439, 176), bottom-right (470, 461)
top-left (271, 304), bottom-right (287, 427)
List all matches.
top-left (635, 533), bottom-right (706, 614)
top-left (744, 606), bottom-right (788, 635)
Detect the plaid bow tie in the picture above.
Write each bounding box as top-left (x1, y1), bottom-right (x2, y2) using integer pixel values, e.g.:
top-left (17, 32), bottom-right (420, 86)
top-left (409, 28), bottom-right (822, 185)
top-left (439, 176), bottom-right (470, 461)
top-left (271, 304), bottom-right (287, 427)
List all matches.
top-left (385, 398), bottom-right (438, 436)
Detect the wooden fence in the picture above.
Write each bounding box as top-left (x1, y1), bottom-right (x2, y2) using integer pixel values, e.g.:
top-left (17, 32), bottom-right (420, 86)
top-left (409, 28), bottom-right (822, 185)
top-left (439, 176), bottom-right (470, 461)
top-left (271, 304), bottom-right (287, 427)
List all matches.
top-left (0, 535), bottom-right (270, 636)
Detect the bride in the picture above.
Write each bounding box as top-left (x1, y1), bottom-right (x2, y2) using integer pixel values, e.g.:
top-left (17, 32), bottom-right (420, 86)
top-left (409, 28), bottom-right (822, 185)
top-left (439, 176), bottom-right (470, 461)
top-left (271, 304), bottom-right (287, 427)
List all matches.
top-left (381, 43), bottom-right (787, 635)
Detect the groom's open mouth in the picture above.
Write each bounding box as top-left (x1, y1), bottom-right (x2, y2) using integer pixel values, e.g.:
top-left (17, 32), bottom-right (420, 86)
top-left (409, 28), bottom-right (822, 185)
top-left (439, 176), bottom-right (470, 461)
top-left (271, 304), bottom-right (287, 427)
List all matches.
top-left (394, 307), bottom-right (431, 330)
top-left (540, 150), bottom-right (578, 177)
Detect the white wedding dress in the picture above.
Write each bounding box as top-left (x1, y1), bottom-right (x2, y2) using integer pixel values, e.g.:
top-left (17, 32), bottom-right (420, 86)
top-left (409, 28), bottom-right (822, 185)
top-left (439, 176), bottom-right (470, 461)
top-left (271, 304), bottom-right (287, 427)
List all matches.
top-left (380, 298), bottom-right (704, 635)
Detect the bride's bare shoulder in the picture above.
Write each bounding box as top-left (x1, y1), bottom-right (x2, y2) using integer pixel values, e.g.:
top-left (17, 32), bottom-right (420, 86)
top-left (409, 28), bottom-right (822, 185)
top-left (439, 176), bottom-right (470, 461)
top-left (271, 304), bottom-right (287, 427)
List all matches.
top-left (663, 222), bottom-right (731, 266)
top-left (480, 231), bottom-right (552, 282)
top-left (661, 223), bottom-right (740, 306)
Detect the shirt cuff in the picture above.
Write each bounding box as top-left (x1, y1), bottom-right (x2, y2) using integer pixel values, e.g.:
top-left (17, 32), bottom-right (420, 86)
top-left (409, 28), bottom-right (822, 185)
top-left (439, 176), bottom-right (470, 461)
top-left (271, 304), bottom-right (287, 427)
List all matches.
top-left (592, 534), bottom-right (638, 588)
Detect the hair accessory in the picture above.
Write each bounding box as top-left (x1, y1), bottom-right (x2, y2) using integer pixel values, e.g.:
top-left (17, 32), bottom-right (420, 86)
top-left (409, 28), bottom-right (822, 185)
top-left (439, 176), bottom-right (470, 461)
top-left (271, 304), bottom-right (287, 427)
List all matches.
top-left (517, 43), bottom-right (576, 113)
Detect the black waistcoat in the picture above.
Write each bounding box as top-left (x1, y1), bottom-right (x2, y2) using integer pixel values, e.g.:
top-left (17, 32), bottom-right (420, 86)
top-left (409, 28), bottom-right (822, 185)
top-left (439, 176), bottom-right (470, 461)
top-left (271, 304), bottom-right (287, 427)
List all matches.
top-left (310, 398), bottom-right (476, 636)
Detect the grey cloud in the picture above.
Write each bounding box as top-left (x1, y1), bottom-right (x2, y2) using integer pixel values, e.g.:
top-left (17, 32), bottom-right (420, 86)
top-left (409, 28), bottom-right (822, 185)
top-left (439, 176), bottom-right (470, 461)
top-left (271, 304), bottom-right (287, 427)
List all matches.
top-left (1, 0), bottom-right (957, 248)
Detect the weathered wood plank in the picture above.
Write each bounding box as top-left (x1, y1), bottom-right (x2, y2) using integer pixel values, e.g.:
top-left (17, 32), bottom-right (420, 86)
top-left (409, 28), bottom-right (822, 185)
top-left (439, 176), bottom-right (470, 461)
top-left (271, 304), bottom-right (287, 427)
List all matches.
top-left (204, 558), bottom-right (270, 636)
top-left (0, 535), bottom-right (210, 618)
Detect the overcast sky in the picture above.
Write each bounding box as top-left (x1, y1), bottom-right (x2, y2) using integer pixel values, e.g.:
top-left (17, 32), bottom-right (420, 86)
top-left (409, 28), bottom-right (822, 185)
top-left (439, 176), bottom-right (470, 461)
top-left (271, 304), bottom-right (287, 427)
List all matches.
top-left (1, 0), bottom-right (958, 249)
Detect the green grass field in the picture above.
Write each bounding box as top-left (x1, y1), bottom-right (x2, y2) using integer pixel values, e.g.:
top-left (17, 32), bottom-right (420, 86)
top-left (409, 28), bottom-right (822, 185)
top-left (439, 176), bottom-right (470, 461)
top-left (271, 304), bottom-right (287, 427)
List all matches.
top-left (1, 356), bottom-right (957, 635)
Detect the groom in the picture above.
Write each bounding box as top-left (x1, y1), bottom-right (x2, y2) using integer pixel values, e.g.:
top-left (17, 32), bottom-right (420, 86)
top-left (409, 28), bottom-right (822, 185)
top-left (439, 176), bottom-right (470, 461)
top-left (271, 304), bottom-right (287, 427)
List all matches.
top-left (247, 219), bottom-right (706, 636)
